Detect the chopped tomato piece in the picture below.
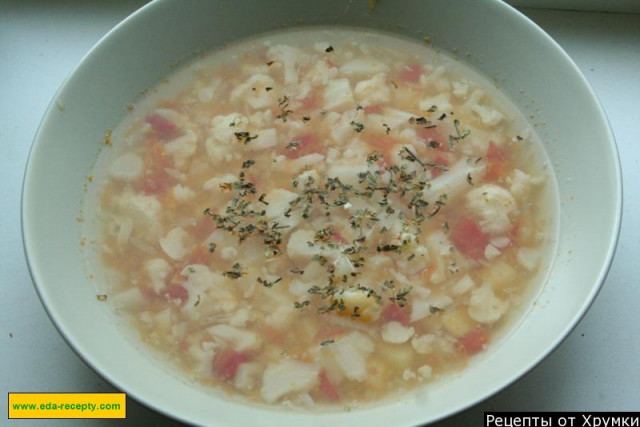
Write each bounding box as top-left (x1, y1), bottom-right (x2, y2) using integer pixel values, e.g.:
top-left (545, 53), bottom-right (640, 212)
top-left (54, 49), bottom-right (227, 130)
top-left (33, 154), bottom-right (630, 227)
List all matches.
top-left (142, 168), bottom-right (172, 195)
top-left (213, 349), bottom-right (249, 380)
top-left (283, 134), bottom-right (318, 158)
top-left (363, 104), bottom-right (382, 115)
top-left (318, 369), bottom-right (340, 401)
top-left (450, 217), bottom-right (488, 260)
top-left (460, 327), bottom-right (489, 355)
top-left (186, 246), bottom-right (211, 267)
top-left (332, 230), bottom-right (349, 245)
top-left (364, 134), bottom-right (397, 164)
top-left (146, 114), bottom-right (177, 136)
top-left (382, 303), bottom-right (410, 326)
top-left (508, 221), bottom-right (520, 241)
top-left (400, 63), bottom-right (422, 83)
top-left (191, 216), bottom-right (216, 241)
top-left (486, 140), bottom-right (507, 162)
top-left (162, 284), bottom-right (188, 304)
top-left (430, 155), bottom-right (449, 178)
top-left (485, 141), bottom-right (509, 181)
top-left (418, 127), bottom-right (446, 150)
top-left (300, 94), bottom-right (319, 110)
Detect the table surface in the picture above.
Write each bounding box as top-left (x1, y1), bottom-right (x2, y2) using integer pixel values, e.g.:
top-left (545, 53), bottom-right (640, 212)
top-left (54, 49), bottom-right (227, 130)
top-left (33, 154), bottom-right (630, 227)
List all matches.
top-left (1, 2), bottom-right (639, 425)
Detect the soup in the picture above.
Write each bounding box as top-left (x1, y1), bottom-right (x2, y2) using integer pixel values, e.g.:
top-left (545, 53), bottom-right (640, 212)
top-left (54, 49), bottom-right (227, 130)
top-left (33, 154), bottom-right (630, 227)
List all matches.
top-left (86, 28), bottom-right (556, 408)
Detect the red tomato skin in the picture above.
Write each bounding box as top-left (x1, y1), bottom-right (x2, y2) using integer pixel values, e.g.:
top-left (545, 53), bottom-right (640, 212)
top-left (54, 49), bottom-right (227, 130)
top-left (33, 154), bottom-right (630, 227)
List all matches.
top-left (400, 63), bottom-right (422, 83)
top-left (450, 218), bottom-right (488, 260)
top-left (146, 114), bottom-right (177, 136)
top-left (460, 328), bottom-right (489, 355)
top-left (381, 303), bottom-right (411, 326)
top-left (213, 349), bottom-right (249, 380)
top-left (318, 370), bottom-right (340, 401)
top-left (162, 284), bottom-right (189, 304)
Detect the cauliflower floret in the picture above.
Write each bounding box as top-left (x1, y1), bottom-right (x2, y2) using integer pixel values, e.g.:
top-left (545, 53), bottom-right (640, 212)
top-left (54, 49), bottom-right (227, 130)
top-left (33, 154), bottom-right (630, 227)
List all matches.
top-left (165, 129), bottom-right (198, 168)
top-left (180, 265), bottom-right (237, 316)
top-left (411, 334), bottom-right (437, 355)
top-left (108, 153), bottom-right (143, 182)
top-left (230, 74), bottom-right (278, 109)
top-left (452, 80), bottom-right (470, 98)
top-left (208, 324), bottom-right (261, 352)
top-left (234, 363), bottom-right (260, 391)
top-left (205, 113), bottom-right (249, 163)
top-left (340, 58), bottom-right (389, 76)
top-left (196, 78), bottom-right (221, 103)
top-left (264, 188), bottom-right (301, 229)
top-left (417, 365), bottom-right (433, 380)
top-left (286, 229), bottom-right (317, 260)
top-left (261, 360), bottom-right (319, 404)
top-left (245, 128), bottom-right (278, 152)
top-left (327, 332), bottom-right (374, 382)
top-left (266, 45), bottom-right (309, 85)
top-left (354, 73), bottom-right (391, 106)
top-left (323, 78), bottom-right (355, 111)
top-left (159, 227), bottom-right (192, 260)
top-left (516, 247), bottom-right (541, 271)
top-left (118, 193), bottom-right (161, 232)
top-left (381, 321), bottom-right (415, 344)
top-left (466, 89), bottom-right (504, 127)
top-left (451, 274), bottom-right (475, 296)
top-left (145, 258), bottom-right (171, 294)
top-left (419, 93), bottom-right (452, 113)
top-left (308, 59), bottom-right (338, 87)
top-left (203, 173), bottom-right (237, 192)
top-left (172, 184), bottom-right (195, 203)
top-left (467, 282), bottom-right (508, 324)
top-left (466, 184), bottom-right (518, 235)
top-left (508, 169), bottom-right (545, 200)
top-left (484, 244), bottom-right (501, 260)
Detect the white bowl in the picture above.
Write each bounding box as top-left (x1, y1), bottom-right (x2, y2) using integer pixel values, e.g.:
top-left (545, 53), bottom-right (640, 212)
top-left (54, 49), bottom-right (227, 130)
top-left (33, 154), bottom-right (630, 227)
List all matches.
top-left (22, 0), bottom-right (621, 425)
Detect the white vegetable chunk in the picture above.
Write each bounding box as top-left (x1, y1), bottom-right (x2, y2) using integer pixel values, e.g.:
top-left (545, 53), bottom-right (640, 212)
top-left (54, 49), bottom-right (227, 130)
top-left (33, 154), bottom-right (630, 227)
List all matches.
top-left (417, 365), bottom-right (433, 380)
top-left (165, 129), bottom-right (198, 167)
top-left (419, 93), bottom-right (452, 113)
top-left (340, 58), bottom-right (389, 76)
top-left (517, 247), bottom-right (541, 271)
top-left (328, 332), bottom-right (374, 382)
top-left (230, 74), bottom-right (277, 109)
top-left (208, 324), bottom-right (261, 352)
top-left (266, 45), bottom-right (309, 86)
top-left (172, 184), bottom-right (195, 202)
top-left (451, 274), bottom-right (475, 296)
top-left (484, 244), bottom-right (501, 260)
top-left (509, 169), bottom-right (545, 200)
top-left (108, 153), bottom-right (143, 181)
top-left (411, 295), bottom-right (453, 322)
top-left (354, 73), bottom-right (391, 106)
top-left (286, 229), bottom-right (317, 260)
top-left (245, 128), bottom-right (277, 152)
top-left (466, 184), bottom-right (518, 235)
top-left (381, 321), bottom-right (415, 344)
top-left (323, 78), bottom-right (355, 111)
top-left (234, 363), bottom-right (260, 391)
top-left (145, 258), bottom-right (171, 294)
top-left (111, 287), bottom-right (144, 310)
top-left (411, 334), bottom-right (437, 355)
top-left (159, 227), bottom-right (192, 260)
top-left (260, 360), bottom-right (320, 404)
top-left (427, 160), bottom-right (485, 203)
top-left (264, 188), bottom-right (300, 229)
top-left (467, 282), bottom-right (508, 324)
